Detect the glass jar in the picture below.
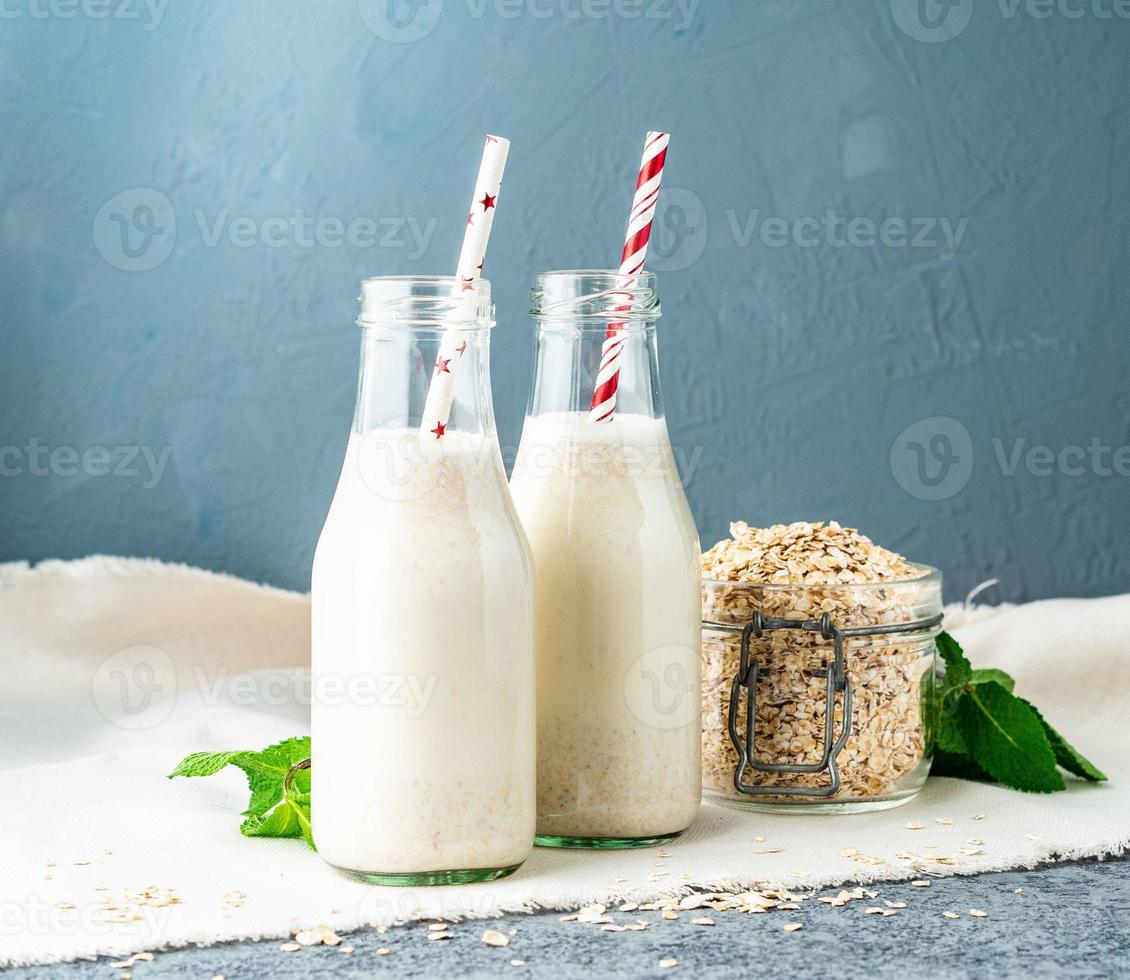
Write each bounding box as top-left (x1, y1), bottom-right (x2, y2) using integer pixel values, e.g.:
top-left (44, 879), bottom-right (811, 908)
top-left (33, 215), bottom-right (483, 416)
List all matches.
top-left (311, 276), bottom-right (536, 884)
top-left (510, 270), bottom-right (702, 848)
top-left (701, 567), bottom-right (942, 813)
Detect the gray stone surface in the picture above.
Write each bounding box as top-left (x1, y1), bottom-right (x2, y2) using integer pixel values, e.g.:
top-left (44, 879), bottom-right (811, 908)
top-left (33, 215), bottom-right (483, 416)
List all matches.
top-left (10, 859), bottom-right (1128, 979)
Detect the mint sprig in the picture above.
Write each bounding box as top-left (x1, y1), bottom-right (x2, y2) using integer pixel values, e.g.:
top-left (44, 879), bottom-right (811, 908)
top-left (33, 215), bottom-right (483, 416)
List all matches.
top-left (932, 631), bottom-right (1105, 791)
top-left (169, 736), bottom-right (314, 848)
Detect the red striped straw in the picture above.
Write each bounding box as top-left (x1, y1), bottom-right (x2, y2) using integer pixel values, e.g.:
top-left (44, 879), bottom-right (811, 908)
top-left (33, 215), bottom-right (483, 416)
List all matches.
top-left (589, 131), bottom-right (670, 423)
top-left (421, 135), bottom-right (510, 439)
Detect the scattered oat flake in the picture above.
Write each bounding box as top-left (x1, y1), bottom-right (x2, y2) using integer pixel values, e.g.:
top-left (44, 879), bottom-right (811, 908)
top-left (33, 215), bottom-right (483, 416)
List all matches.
top-left (376, 947), bottom-right (390, 955)
top-left (692, 917), bottom-right (715, 926)
top-left (1014, 887), bottom-right (1023, 894)
top-left (783, 922), bottom-right (803, 932)
top-left (510, 960), bottom-right (525, 967)
top-left (482, 929), bottom-right (509, 947)
top-left (886, 901), bottom-right (907, 909)
top-left (279, 943), bottom-right (301, 952)
top-left (427, 932), bottom-right (453, 941)
top-left (618, 902), bottom-right (639, 912)
top-left (865, 907), bottom-right (884, 915)
top-left (972, 814), bottom-right (985, 821)
top-left (428, 922), bottom-right (449, 931)
top-left (661, 911), bottom-right (679, 920)
top-left (935, 817), bottom-right (953, 825)
top-left (906, 822), bottom-right (924, 830)
top-left (340, 947), bottom-right (354, 955)
top-left (911, 880), bottom-right (931, 888)
top-left (943, 912), bottom-right (960, 920)
top-left (659, 958), bottom-right (678, 969)
top-left (970, 909), bottom-right (988, 918)
top-left (294, 930), bottom-right (321, 946)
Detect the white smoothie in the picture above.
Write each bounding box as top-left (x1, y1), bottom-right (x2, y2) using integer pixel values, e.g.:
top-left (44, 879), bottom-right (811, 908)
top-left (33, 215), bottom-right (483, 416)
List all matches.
top-left (311, 429), bottom-right (535, 875)
top-left (510, 412), bottom-right (702, 840)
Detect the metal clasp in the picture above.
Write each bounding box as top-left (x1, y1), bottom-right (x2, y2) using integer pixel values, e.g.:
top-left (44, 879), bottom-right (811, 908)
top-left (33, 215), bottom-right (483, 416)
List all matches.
top-left (703, 611), bottom-right (944, 798)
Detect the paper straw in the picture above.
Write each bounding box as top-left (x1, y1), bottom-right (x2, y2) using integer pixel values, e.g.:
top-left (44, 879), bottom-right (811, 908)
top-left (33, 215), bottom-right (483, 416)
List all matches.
top-left (420, 134), bottom-right (510, 439)
top-left (589, 131), bottom-right (670, 423)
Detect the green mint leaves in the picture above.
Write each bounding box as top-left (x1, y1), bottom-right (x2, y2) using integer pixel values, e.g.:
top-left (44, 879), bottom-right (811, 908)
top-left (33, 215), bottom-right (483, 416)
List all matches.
top-left (932, 631), bottom-right (1105, 792)
top-left (169, 736), bottom-right (314, 848)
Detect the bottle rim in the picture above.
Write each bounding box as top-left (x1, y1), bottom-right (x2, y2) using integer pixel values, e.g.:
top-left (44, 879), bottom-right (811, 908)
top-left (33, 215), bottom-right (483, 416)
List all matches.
top-left (530, 269), bottom-right (661, 324)
top-left (357, 275), bottom-right (494, 329)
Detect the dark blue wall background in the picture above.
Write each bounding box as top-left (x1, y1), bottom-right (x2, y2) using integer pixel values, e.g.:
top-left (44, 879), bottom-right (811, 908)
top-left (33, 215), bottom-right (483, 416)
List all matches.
top-left (2, 0), bottom-right (1127, 600)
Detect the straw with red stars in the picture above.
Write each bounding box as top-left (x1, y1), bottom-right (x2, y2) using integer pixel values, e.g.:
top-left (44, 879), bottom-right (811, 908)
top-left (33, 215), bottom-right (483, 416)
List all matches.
top-left (421, 135), bottom-right (510, 439)
top-left (589, 131), bottom-right (669, 423)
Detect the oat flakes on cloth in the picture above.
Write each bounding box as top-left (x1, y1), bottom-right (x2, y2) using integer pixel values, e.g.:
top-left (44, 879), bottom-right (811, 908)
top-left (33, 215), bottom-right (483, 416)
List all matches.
top-left (0, 556), bottom-right (1126, 967)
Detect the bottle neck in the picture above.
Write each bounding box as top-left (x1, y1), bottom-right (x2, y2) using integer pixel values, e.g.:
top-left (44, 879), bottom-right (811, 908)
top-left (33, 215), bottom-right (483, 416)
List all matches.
top-left (526, 320), bottom-right (665, 421)
top-left (354, 323), bottom-right (497, 439)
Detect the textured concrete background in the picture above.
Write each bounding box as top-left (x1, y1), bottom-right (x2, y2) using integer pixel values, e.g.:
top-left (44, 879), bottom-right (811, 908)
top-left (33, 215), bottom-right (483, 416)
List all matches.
top-left (1, 1), bottom-right (1128, 601)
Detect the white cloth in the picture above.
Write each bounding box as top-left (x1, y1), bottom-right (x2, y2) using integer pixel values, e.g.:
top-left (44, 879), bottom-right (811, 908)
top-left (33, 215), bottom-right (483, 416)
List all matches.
top-left (1, 557), bottom-right (1126, 967)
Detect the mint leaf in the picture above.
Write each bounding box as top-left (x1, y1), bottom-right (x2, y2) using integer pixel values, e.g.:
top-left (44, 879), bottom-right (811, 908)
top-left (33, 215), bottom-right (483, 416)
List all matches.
top-left (936, 711), bottom-right (968, 756)
top-left (969, 668), bottom-right (1015, 692)
top-left (1022, 701), bottom-right (1107, 783)
top-left (956, 681), bottom-right (1064, 793)
top-left (936, 631), bottom-right (971, 696)
top-left (931, 748), bottom-right (991, 782)
top-left (170, 737), bottom-right (314, 848)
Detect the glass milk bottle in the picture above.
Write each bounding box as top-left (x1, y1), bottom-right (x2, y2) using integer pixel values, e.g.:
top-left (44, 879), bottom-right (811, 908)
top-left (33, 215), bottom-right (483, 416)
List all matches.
top-left (510, 270), bottom-right (701, 847)
top-left (311, 276), bottom-right (535, 884)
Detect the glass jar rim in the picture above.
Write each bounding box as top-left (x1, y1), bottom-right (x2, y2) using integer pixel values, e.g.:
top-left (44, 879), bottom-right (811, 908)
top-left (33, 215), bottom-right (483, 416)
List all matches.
top-left (701, 562), bottom-right (942, 593)
top-left (358, 275), bottom-right (494, 329)
top-left (530, 268), bottom-right (661, 323)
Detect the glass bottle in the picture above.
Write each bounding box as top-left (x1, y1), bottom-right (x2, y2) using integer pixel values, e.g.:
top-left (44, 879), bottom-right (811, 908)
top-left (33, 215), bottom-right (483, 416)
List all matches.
top-left (510, 269), bottom-right (702, 847)
top-left (311, 276), bottom-right (535, 884)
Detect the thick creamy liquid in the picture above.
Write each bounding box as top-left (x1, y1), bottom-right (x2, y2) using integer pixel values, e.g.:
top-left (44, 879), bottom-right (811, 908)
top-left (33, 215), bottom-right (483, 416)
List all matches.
top-left (510, 412), bottom-right (702, 839)
top-left (311, 429), bottom-right (535, 874)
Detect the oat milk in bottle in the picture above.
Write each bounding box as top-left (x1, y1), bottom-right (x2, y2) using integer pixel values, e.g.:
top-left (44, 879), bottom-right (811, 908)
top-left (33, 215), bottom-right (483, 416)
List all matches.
top-left (311, 276), bottom-right (535, 883)
top-left (510, 270), bottom-right (701, 847)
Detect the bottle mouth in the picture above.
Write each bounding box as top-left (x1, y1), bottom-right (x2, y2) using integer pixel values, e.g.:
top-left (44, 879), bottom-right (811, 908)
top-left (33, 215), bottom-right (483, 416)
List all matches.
top-left (357, 275), bottom-right (494, 329)
top-left (530, 269), bottom-right (661, 325)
